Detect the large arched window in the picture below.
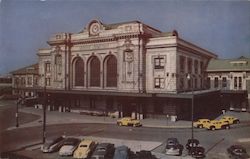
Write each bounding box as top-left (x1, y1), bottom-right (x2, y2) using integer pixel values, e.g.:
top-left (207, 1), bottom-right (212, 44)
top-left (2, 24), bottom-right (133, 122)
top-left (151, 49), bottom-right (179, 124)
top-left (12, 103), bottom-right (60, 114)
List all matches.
top-left (105, 55), bottom-right (117, 87)
top-left (89, 56), bottom-right (100, 87)
top-left (74, 58), bottom-right (84, 86)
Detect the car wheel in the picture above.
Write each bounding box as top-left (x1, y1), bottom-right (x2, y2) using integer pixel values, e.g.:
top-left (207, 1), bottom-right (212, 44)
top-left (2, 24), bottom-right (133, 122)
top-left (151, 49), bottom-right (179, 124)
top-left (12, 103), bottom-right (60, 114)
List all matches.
top-left (198, 125), bottom-right (203, 128)
top-left (211, 127), bottom-right (215, 131)
top-left (118, 122), bottom-right (122, 126)
top-left (225, 125), bottom-right (230, 129)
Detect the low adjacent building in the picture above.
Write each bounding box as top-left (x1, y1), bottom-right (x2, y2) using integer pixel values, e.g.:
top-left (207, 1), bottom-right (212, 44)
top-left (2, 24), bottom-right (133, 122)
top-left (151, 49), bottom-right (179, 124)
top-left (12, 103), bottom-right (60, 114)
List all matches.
top-left (11, 63), bottom-right (39, 98)
top-left (206, 56), bottom-right (250, 111)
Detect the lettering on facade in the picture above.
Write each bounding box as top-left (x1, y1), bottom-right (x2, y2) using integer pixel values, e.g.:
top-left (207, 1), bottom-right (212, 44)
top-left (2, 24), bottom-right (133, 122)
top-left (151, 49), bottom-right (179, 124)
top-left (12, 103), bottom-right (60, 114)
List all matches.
top-left (77, 43), bottom-right (112, 51)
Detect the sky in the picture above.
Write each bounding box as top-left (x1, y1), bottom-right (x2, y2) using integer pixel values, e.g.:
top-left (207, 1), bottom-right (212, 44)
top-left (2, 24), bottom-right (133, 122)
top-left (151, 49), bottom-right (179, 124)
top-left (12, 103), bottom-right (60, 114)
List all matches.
top-left (0, 0), bottom-right (250, 75)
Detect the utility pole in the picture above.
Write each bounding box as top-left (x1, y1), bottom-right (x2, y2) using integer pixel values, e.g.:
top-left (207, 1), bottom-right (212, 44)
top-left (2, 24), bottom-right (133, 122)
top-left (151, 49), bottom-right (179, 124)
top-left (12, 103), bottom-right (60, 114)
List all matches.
top-left (187, 74), bottom-right (194, 141)
top-left (42, 76), bottom-right (47, 144)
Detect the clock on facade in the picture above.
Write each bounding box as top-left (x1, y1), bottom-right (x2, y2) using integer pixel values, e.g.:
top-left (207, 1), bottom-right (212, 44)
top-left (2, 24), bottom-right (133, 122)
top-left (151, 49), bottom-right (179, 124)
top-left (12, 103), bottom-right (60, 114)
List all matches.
top-left (89, 23), bottom-right (100, 35)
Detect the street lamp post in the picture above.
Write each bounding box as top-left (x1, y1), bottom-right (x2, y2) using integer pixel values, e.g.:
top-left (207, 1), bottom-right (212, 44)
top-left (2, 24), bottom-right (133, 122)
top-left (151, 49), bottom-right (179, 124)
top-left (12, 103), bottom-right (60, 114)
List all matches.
top-left (16, 79), bottom-right (19, 128)
top-left (187, 74), bottom-right (194, 141)
top-left (42, 76), bottom-right (47, 144)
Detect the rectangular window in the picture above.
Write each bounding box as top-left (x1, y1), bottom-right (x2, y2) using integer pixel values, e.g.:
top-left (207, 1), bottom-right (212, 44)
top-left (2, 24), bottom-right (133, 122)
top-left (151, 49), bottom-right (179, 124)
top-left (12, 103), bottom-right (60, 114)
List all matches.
top-left (214, 77), bottom-right (219, 88)
top-left (45, 78), bottom-right (51, 86)
top-left (188, 79), bottom-right (191, 89)
top-left (222, 77), bottom-right (227, 88)
top-left (27, 77), bottom-right (32, 85)
top-left (154, 57), bottom-right (165, 69)
top-left (154, 78), bottom-right (164, 88)
top-left (15, 78), bottom-right (20, 86)
top-left (207, 77), bottom-right (211, 89)
top-left (74, 99), bottom-right (80, 107)
top-left (234, 77), bottom-right (237, 89)
top-left (21, 77), bottom-right (26, 86)
top-left (239, 77), bottom-right (242, 89)
top-left (200, 61), bottom-right (204, 74)
top-left (180, 78), bottom-right (184, 89)
top-left (194, 78), bottom-right (197, 89)
top-left (188, 58), bottom-right (193, 73)
top-left (180, 56), bottom-right (185, 73)
top-left (45, 63), bottom-right (51, 73)
top-left (34, 77), bottom-right (38, 86)
top-left (194, 60), bottom-right (198, 74)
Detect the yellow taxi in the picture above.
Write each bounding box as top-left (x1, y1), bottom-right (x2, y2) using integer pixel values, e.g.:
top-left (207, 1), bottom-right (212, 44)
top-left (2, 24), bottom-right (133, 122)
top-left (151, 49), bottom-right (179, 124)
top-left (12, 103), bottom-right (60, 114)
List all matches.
top-left (117, 117), bottom-right (142, 127)
top-left (203, 120), bottom-right (230, 130)
top-left (193, 119), bottom-right (211, 128)
top-left (73, 139), bottom-right (96, 159)
top-left (219, 116), bottom-right (240, 125)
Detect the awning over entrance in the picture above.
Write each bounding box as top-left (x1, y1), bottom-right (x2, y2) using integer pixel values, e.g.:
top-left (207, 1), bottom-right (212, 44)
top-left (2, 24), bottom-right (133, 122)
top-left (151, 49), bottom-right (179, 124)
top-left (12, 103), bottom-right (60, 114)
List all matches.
top-left (35, 87), bottom-right (220, 99)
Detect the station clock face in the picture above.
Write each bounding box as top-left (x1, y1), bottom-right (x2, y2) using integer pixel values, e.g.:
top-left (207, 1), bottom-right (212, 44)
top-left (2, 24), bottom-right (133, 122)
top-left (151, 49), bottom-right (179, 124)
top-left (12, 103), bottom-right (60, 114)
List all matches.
top-left (90, 23), bottom-right (100, 35)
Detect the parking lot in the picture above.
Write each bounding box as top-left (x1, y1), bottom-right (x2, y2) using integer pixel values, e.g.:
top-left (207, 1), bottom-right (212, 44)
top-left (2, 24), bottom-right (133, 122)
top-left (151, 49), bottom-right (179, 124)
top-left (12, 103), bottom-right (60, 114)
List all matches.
top-left (14, 136), bottom-right (196, 159)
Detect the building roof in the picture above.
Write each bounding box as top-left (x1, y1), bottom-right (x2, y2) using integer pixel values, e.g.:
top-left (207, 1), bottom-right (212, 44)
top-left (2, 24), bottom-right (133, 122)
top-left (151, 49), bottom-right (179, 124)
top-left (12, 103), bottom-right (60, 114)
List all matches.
top-left (10, 63), bottom-right (39, 75)
top-left (206, 56), bottom-right (250, 72)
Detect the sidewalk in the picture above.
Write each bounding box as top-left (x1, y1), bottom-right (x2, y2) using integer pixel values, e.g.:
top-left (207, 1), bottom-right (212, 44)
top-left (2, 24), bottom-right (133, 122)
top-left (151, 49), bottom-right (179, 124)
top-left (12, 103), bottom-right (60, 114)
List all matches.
top-left (7, 107), bottom-right (192, 130)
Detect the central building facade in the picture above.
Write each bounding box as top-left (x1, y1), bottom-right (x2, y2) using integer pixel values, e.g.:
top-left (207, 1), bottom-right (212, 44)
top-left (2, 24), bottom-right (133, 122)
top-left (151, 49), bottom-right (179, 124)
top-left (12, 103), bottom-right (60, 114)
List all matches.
top-left (37, 19), bottom-right (218, 120)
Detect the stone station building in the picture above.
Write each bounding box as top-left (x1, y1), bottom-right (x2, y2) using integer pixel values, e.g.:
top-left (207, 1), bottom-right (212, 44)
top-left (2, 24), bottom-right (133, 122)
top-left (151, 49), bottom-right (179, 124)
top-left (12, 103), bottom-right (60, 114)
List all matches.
top-left (12, 19), bottom-right (221, 121)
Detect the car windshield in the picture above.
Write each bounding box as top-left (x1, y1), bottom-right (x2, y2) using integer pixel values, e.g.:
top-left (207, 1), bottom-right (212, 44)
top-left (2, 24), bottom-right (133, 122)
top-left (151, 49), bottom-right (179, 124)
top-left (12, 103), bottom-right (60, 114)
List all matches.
top-left (80, 145), bottom-right (88, 148)
top-left (235, 148), bottom-right (246, 153)
top-left (97, 147), bottom-right (106, 151)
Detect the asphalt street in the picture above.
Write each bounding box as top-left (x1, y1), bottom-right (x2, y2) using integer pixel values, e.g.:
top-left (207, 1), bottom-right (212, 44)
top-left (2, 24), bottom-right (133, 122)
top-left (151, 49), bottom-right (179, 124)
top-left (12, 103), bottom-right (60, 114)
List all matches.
top-left (1, 100), bottom-right (250, 159)
top-left (2, 122), bottom-right (250, 158)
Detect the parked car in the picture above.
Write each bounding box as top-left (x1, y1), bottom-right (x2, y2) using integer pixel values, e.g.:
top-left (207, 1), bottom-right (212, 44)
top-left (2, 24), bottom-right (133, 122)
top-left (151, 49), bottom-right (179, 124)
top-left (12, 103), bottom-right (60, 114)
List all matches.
top-left (91, 143), bottom-right (115, 159)
top-left (113, 145), bottom-right (131, 159)
top-left (117, 117), bottom-right (142, 127)
top-left (193, 119), bottom-right (211, 128)
top-left (59, 138), bottom-right (80, 156)
top-left (189, 146), bottom-right (206, 159)
top-left (227, 145), bottom-right (250, 159)
top-left (220, 116), bottom-right (240, 125)
top-left (165, 138), bottom-right (183, 156)
top-left (135, 150), bottom-right (157, 159)
top-left (74, 139), bottom-right (96, 159)
top-left (203, 120), bottom-right (230, 130)
top-left (41, 136), bottom-right (65, 153)
top-left (185, 139), bottom-right (200, 153)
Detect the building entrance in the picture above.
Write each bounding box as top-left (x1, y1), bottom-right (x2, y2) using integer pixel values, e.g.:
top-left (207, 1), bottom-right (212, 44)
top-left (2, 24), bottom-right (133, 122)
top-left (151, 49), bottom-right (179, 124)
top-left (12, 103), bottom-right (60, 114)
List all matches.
top-left (122, 102), bottom-right (136, 117)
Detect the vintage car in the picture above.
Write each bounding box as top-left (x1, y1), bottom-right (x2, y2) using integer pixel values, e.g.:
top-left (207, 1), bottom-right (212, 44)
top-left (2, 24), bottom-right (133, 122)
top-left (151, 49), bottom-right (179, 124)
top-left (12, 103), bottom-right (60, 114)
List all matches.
top-left (185, 139), bottom-right (200, 152)
top-left (135, 150), bottom-right (157, 159)
top-left (220, 116), bottom-right (240, 125)
top-left (73, 139), bottom-right (96, 159)
top-left (117, 117), bottom-right (142, 127)
top-left (59, 138), bottom-right (80, 156)
top-left (227, 145), bottom-right (250, 159)
top-left (113, 145), bottom-right (131, 159)
top-left (189, 146), bottom-right (206, 159)
top-left (193, 119), bottom-right (211, 128)
top-left (90, 143), bottom-right (115, 159)
top-left (41, 136), bottom-right (65, 153)
top-left (203, 120), bottom-right (230, 130)
top-left (165, 138), bottom-right (183, 156)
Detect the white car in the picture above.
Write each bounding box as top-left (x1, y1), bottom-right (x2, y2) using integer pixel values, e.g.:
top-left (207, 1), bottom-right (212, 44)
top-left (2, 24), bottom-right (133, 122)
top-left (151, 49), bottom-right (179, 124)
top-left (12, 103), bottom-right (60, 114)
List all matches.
top-left (59, 138), bottom-right (80, 156)
top-left (41, 136), bottom-right (65, 153)
top-left (165, 138), bottom-right (183, 156)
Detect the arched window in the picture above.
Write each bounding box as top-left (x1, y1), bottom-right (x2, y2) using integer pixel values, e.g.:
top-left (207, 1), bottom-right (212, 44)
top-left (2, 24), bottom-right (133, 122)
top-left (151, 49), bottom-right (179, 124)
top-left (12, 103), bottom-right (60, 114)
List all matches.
top-left (106, 55), bottom-right (117, 87)
top-left (74, 58), bottom-right (84, 86)
top-left (89, 56), bottom-right (100, 87)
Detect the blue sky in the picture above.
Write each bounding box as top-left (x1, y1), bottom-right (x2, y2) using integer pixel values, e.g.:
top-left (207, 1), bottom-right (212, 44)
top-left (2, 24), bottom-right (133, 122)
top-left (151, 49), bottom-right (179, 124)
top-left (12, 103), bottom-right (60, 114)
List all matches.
top-left (0, 0), bottom-right (250, 75)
